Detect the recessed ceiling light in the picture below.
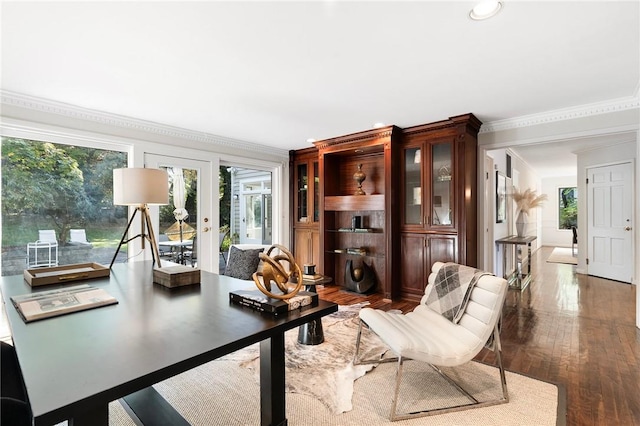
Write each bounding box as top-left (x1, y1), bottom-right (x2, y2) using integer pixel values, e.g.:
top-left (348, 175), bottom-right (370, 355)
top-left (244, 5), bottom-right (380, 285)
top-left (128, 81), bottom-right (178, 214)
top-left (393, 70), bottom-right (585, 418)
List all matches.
top-left (306, 138), bottom-right (316, 143)
top-left (469, 1), bottom-right (503, 20)
top-left (372, 122), bottom-right (386, 128)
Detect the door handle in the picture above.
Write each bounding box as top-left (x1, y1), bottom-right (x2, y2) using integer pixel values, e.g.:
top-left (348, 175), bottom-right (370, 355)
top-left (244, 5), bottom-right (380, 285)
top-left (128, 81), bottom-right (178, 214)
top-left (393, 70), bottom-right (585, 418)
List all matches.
top-left (624, 226), bottom-right (632, 231)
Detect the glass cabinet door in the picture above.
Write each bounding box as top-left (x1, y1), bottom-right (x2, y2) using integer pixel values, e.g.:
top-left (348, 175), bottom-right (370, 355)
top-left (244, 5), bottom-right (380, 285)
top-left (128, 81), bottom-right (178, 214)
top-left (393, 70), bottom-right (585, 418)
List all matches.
top-left (297, 163), bottom-right (308, 222)
top-left (404, 146), bottom-right (422, 225)
top-left (431, 142), bottom-right (453, 227)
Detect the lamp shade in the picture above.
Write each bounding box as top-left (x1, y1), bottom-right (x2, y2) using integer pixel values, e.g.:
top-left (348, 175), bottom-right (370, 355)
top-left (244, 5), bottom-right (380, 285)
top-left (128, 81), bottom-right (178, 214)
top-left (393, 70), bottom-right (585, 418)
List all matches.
top-left (113, 168), bottom-right (169, 206)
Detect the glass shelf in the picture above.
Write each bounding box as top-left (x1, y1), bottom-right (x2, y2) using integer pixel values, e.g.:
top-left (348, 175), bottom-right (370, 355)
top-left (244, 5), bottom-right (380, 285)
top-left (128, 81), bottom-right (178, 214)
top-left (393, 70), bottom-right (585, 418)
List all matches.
top-left (328, 250), bottom-right (385, 258)
top-left (328, 228), bottom-right (382, 234)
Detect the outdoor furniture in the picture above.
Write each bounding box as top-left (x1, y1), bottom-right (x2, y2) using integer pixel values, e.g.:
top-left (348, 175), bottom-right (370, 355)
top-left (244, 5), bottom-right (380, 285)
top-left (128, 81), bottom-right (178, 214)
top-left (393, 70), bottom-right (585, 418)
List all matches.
top-left (69, 229), bottom-right (90, 245)
top-left (572, 226), bottom-right (578, 255)
top-left (183, 236), bottom-right (197, 267)
top-left (354, 261), bottom-right (509, 420)
top-left (157, 239), bottom-right (193, 265)
top-left (26, 230), bottom-right (58, 268)
top-left (158, 234), bottom-right (172, 258)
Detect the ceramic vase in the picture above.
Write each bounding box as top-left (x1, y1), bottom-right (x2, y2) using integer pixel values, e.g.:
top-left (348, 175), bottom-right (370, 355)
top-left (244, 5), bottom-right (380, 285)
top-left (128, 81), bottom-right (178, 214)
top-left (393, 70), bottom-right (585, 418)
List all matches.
top-left (516, 211), bottom-right (528, 237)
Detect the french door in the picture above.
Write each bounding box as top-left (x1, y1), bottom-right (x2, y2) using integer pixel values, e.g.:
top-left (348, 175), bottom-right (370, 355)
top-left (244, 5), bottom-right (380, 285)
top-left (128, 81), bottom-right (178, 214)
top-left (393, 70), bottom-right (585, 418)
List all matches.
top-left (145, 154), bottom-right (214, 272)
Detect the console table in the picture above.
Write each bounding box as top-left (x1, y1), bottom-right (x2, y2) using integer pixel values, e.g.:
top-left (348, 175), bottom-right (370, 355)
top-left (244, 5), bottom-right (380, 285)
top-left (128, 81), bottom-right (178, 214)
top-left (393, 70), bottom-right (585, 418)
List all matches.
top-left (0, 261), bottom-right (338, 426)
top-left (495, 235), bottom-right (536, 291)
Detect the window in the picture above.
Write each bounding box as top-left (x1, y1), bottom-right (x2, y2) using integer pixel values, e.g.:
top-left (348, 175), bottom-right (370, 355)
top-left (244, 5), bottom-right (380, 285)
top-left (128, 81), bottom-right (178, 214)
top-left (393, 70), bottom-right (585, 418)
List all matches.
top-left (1, 137), bottom-right (128, 275)
top-left (559, 187), bottom-right (577, 230)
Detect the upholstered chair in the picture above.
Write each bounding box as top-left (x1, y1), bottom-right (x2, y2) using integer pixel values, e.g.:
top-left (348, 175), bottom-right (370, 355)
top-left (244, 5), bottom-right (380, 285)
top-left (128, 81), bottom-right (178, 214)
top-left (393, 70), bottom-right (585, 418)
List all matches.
top-left (354, 261), bottom-right (509, 420)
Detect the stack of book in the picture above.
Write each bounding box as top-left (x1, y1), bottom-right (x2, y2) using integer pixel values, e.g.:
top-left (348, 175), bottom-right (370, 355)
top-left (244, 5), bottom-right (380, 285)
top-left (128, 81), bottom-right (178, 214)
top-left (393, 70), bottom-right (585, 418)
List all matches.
top-left (229, 288), bottom-right (318, 315)
top-left (302, 273), bottom-right (324, 282)
top-left (346, 247), bottom-right (367, 255)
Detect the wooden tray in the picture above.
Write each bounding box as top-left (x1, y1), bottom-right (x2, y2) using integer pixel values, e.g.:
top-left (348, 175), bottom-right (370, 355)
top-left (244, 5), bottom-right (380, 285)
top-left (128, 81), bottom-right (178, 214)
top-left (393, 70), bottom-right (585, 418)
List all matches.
top-left (24, 263), bottom-right (110, 287)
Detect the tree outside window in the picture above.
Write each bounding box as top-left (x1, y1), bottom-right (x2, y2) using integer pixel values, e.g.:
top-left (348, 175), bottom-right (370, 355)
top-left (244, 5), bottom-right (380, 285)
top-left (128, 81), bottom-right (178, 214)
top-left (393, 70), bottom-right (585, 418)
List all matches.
top-left (559, 187), bottom-right (577, 230)
top-left (2, 137), bottom-right (128, 275)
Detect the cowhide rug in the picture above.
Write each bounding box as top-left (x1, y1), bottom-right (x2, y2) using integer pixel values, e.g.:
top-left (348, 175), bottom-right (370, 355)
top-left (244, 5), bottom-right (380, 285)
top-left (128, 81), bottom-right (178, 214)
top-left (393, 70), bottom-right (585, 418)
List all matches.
top-left (218, 302), bottom-right (388, 414)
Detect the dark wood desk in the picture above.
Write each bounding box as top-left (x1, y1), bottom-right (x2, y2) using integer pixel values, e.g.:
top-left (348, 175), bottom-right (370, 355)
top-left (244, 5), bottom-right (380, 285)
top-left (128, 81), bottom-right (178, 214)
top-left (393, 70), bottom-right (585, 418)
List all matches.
top-left (495, 235), bottom-right (536, 291)
top-left (0, 262), bottom-right (338, 426)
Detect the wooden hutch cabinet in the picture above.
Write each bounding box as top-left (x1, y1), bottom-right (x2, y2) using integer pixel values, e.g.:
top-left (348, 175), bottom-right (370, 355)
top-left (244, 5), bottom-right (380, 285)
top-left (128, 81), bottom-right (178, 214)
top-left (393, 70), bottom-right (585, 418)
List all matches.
top-left (399, 114), bottom-right (481, 300)
top-left (289, 114), bottom-right (480, 301)
top-left (289, 147), bottom-right (321, 269)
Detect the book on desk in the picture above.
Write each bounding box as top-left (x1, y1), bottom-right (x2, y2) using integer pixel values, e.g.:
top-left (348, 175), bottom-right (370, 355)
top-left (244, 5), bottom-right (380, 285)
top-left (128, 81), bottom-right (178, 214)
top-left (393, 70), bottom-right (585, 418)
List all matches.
top-left (229, 288), bottom-right (318, 315)
top-left (11, 284), bottom-right (118, 323)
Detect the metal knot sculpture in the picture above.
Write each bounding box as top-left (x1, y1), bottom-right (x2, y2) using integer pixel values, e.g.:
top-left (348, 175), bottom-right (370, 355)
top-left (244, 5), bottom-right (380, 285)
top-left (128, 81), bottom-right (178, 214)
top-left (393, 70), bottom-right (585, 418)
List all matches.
top-left (252, 244), bottom-right (303, 300)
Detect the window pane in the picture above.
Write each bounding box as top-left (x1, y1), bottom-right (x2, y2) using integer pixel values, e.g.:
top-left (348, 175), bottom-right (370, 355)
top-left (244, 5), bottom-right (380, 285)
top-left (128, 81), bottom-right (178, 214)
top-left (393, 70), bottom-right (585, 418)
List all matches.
top-left (559, 187), bottom-right (578, 230)
top-left (1, 137), bottom-right (128, 275)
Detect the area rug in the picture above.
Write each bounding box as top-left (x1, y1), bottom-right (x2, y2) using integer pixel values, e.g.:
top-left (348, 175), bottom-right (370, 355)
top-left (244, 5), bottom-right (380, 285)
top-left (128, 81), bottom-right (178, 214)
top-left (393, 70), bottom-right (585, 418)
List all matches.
top-left (547, 247), bottom-right (577, 265)
top-left (217, 302), bottom-right (387, 414)
top-left (107, 358), bottom-right (561, 425)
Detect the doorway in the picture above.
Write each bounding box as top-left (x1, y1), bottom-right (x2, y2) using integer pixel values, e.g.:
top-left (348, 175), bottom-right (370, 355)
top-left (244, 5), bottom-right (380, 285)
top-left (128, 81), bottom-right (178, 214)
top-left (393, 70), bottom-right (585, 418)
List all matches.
top-left (221, 166), bottom-right (273, 246)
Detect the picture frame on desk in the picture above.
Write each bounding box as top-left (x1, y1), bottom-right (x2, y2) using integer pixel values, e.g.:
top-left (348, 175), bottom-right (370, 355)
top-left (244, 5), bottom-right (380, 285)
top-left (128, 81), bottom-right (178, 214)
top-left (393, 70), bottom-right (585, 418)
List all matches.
top-left (496, 171), bottom-right (507, 223)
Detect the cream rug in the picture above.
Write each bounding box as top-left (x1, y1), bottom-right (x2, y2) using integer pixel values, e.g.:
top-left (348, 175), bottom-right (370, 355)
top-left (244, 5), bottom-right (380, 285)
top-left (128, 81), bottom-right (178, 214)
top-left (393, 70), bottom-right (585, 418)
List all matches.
top-left (547, 247), bottom-right (577, 265)
top-left (107, 359), bottom-right (560, 425)
top-left (104, 303), bottom-right (561, 425)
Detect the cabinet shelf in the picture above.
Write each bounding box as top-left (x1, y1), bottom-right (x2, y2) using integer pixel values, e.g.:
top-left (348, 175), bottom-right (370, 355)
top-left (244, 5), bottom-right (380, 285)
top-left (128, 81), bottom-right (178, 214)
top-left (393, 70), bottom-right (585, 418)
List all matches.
top-left (324, 194), bottom-right (385, 211)
top-left (329, 228), bottom-right (382, 234)
top-left (328, 250), bottom-right (385, 259)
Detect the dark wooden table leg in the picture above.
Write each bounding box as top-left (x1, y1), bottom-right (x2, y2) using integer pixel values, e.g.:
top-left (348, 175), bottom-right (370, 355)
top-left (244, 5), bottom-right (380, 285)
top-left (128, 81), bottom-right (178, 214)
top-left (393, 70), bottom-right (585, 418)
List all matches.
top-left (260, 334), bottom-right (287, 426)
top-left (68, 403), bottom-right (108, 426)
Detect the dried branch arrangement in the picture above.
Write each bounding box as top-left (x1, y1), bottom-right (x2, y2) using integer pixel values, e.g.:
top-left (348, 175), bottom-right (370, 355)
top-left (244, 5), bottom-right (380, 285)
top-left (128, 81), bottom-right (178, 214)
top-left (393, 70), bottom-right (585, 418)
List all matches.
top-left (512, 188), bottom-right (547, 214)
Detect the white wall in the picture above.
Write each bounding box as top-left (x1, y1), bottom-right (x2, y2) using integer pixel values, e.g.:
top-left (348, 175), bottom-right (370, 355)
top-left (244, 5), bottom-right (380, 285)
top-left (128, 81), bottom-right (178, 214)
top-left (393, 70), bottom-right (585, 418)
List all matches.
top-left (541, 176), bottom-right (577, 247)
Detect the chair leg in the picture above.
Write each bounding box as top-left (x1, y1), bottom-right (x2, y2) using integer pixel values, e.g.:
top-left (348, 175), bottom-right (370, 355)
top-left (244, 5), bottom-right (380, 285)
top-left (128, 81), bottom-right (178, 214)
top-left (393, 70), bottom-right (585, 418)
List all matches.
top-left (389, 356), bottom-right (405, 421)
top-left (353, 319), bottom-right (397, 366)
top-left (493, 322), bottom-right (509, 402)
top-left (388, 324), bottom-right (509, 421)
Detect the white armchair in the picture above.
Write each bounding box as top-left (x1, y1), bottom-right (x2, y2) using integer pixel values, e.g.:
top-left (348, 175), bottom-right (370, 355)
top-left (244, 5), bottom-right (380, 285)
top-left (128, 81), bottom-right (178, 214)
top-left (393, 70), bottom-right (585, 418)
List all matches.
top-left (354, 261), bottom-right (509, 420)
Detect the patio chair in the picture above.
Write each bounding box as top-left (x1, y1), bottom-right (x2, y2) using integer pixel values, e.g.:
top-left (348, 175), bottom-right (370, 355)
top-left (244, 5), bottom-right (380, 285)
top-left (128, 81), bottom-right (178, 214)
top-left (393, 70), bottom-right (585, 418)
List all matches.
top-left (183, 236), bottom-right (197, 267)
top-left (27, 230), bottom-right (58, 267)
top-left (158, 234), bottom-right (172, 258)
top-left (69, 229), bottom-right (91, 245)
top-left (353, 261), bottom-right (509, 421)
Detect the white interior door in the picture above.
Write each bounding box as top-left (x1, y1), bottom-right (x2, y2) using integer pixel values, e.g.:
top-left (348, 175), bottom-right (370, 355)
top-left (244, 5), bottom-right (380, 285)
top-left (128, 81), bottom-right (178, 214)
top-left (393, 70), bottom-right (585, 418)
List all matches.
top-left (145, 154), bottom-right (214, 272)
top-left (587, 162), bottom-right (634, 283)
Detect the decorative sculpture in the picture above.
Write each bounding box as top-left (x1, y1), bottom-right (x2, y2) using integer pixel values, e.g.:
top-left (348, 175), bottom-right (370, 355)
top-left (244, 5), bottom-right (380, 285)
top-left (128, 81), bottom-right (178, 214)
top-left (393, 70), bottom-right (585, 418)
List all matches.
top-left (353, 164), bottom-right (366, 195)
top-left (344, 260), bottom-right (376, 294)
top-left (252, 244), bottom-right (303, 300)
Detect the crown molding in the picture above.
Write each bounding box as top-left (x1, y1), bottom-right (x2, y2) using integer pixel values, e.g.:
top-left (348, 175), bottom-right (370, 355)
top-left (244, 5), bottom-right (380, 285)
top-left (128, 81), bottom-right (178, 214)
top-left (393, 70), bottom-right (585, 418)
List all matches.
top-left (0, 90), bottom-right (289, 158)
top-left (480, 95), bottom-right (640, 134)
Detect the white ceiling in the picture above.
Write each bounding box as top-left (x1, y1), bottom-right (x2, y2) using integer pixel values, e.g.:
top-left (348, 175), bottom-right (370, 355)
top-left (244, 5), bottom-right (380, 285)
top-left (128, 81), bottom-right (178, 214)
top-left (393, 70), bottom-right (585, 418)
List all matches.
top-left (1, 1), bottom-right (639, 177)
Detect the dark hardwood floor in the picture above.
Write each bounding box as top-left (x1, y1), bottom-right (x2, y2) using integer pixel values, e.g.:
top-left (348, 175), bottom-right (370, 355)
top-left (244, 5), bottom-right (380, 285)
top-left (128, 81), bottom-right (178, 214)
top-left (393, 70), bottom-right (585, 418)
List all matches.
top-left (316, 246), bottom-right (640, 426)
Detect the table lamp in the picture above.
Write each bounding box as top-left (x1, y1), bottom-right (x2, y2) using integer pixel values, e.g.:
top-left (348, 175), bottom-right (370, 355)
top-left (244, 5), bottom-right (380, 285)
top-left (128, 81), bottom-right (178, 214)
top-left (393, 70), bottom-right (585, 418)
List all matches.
top-left (109, 168), bottom-right (169, 269)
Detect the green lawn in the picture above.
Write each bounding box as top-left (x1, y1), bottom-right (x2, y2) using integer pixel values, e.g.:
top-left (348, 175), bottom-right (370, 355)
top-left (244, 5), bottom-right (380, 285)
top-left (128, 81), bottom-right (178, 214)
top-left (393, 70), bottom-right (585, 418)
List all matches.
top-left (2, 215), bottom-right (124, 248)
